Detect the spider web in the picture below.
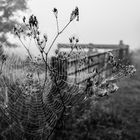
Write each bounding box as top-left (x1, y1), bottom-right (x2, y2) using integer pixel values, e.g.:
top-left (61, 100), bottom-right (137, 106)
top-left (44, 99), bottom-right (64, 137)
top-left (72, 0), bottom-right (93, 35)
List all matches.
top-left (0, 49), bottom-right (132, 139)
top-left (0, 53), bottom-right (87, 139)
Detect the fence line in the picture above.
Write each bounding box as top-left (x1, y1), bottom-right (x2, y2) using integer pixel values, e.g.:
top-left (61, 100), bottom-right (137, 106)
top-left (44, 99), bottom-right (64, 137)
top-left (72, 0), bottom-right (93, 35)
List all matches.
top-left (50, 46), bottom-right (129, 85)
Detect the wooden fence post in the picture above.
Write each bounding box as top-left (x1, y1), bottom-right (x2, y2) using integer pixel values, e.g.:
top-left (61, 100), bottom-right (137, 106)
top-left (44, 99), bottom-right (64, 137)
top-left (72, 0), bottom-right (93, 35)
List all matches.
top-left (119, 48), bottom-right (124, 60)
top-left (57, 44), bottom-right (129, 85)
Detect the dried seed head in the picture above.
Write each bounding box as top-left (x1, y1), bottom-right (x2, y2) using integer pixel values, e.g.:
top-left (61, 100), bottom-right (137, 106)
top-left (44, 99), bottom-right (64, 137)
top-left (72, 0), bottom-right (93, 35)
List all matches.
top-left (29, 15), bottom-right (38, 28)
top-left (43, 34), bottom-right (48, 42)
top-left (76, 38), bottom-right (79, 43)
top-left (53, 8), bottom-right (58, 13)
top-left (69, 38), bottom-right (73, 43)
top-left (55, 49), bottom-right (59, 55)
top-left (70, 7), bottom-right (79, 21)
top-left (53, 8), bottom-right (58, 18)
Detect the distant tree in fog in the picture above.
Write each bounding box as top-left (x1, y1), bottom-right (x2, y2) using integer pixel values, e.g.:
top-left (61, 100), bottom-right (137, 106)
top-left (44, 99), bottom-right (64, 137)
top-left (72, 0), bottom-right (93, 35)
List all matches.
top-left (0, 0), bottom-right (29, 47)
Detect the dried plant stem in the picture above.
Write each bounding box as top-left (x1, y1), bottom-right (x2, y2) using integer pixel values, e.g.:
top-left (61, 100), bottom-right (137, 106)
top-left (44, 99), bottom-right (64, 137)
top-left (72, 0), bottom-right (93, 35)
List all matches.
top-left (59, 21), bottom-right (71, 34)
top-left (46, 34), bottom-right (59, 55)
top-left (41, 53), bottom-right (48, 87)
top-left (18, 37), bottom-right (33, 60)
top-left (33, 37), bottom-right (51, 88)
top-left (56, 17), bottom-right (59, 34)
top-left (46, 20), bottom-right (72, 55)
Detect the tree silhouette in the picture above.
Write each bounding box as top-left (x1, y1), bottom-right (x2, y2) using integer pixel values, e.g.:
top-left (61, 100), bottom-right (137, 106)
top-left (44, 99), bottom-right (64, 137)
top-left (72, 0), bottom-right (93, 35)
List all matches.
top-left (0, 0), bottom-right (28, 47)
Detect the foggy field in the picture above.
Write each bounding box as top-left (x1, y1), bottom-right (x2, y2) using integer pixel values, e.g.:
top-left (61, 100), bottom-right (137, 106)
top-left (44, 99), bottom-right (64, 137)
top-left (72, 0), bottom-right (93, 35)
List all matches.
top-left (102, 52), bottom-right (140, 139)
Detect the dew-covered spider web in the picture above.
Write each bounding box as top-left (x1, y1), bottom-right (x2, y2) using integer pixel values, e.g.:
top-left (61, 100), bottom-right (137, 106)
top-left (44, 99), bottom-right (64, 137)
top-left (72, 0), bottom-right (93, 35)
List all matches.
top-left (0, 52), bottom-right (89, 139)
top-left (0, 49), bottom-right (135, 139)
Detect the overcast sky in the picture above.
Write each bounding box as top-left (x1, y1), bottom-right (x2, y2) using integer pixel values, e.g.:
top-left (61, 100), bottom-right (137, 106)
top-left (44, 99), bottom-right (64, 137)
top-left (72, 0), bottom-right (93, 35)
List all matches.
top-left (27, 0), bottom-right (140, 52)
top-left (10, 0), bottom-right (139, 57)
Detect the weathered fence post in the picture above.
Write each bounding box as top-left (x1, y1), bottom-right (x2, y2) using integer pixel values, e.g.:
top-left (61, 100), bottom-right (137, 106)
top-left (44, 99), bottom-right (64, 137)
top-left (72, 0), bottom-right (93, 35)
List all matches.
top-left (119, 48), bottom-right (124, 60)
top-left (56, 41), bottom-right (130, 85)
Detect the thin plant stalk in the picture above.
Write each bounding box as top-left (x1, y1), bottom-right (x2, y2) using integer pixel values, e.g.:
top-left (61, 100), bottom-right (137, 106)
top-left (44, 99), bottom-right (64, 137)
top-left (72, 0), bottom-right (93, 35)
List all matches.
top-left (46, 20), bottom-right (72, 55)
top-left (18, 36), bottom-right (33, 60)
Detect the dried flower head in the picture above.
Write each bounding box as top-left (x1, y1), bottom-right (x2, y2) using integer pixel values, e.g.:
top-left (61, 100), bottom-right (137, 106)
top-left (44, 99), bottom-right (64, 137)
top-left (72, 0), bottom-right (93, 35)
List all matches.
top-left (53, 8), bottom-right (58, 13)
top-left (40, 39), bottom-right (46, 50)
top-left (29, 15), bottom-right (38, 28)
top-left (13, 24), bottom-right (23, 37)
top-left (76, 38), bottom-right (79, 43)
top-left (70, 7), bottom-right (79, 21)
top-left (43, 34), bottom-right (48, 42)
top-left (55, 49), bottom-right (59, 55)
top-left (69, 38), bottom-right (73, 43)
top-left (75, 7), bottom-right (79, 21)
top-left (53, 8), bottom-right (58, 18)
top-left (69, 35), bottom-right (79, 44)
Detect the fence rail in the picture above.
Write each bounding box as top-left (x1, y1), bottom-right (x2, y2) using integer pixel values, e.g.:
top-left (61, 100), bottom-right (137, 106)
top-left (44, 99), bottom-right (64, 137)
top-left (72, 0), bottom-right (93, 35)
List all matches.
top-left (50, 44), bottom-right (129, 85)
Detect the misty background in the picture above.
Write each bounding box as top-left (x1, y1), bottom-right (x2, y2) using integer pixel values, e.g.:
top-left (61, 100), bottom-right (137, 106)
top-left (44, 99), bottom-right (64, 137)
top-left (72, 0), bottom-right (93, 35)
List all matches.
top-left (3, 0), bottom-right (140, 57)
top-left (29, 0), bottom-right (140, 49)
